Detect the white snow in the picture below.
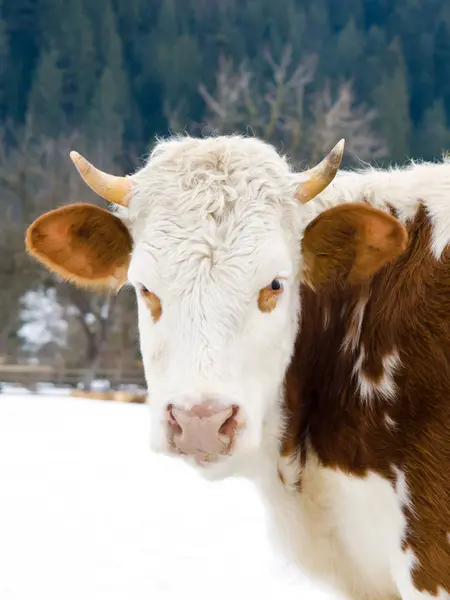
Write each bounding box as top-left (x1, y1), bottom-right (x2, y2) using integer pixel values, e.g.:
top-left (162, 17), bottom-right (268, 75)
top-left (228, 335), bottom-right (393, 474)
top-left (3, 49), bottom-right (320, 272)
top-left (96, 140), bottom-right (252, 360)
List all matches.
top-left (0, 393), bottom-right (341, 600)
top-left (19, 288), bottom-right (68, 351)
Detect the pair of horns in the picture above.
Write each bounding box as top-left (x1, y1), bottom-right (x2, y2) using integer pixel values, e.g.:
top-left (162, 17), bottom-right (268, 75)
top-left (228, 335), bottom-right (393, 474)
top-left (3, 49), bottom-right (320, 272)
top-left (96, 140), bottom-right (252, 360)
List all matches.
top-left (69, 139), bottom-right (345, 208)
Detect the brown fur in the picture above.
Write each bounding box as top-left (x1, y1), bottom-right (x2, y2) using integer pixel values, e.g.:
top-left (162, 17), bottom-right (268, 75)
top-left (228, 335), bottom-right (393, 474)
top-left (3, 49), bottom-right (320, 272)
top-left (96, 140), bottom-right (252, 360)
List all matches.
top-left (25, 204), bottom-right (132, 290)
top-left (258, 284), bottom-right (283, 313)
top-left (283, 203), bottom-right (450, 594)
top-left (141, 290), bottom-right (162, 322)
top-left (301, 203), bottom-right (408, 289)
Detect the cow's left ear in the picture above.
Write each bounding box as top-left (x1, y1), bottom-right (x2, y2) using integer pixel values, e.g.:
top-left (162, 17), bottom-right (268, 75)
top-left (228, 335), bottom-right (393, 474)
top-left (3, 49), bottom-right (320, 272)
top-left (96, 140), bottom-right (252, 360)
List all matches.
top-left (301, 203), bottom-right (408, 289)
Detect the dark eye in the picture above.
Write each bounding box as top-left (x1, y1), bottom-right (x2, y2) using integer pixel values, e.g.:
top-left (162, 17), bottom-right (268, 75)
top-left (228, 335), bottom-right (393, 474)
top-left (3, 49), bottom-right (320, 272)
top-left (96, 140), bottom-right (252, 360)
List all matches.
top-left (270, 279), bottom-right (283, 292)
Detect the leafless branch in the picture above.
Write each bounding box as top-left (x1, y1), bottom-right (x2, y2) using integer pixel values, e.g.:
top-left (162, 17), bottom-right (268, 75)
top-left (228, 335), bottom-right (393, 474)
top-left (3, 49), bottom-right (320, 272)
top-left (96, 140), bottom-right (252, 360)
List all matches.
top-left (197, 45), bottom-right (386, 165)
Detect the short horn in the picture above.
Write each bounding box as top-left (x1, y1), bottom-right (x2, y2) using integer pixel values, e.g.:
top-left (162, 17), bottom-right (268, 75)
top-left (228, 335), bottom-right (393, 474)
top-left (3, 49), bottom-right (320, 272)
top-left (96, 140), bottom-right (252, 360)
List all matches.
top-left (296, 139), bottom-right (345, 204)
top-left (70, 151), bottom-right (133, 207)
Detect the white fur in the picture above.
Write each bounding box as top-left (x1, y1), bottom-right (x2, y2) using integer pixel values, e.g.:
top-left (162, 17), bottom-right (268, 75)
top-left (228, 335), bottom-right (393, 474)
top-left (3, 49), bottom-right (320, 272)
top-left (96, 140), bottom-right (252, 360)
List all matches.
top-left (352, 346), bottom-right (401, 403)
top-left (341, 297), bottom-right (368, 353)
top-left (385, 414), bottom-right (398, 429)
top-left (113, 135), bottom-right (450, 599)
top-left (311, 157), bottom-right (450, 234)
top-left (257, 455), bottom-right (445, 600)
top-left (256, 451), bottom-right (408, 600)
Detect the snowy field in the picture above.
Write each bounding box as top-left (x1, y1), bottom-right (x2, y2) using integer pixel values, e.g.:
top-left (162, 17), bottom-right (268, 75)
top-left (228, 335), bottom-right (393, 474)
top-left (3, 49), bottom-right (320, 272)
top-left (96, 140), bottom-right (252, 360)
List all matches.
top-left (0, 392), bottom-right (341, 600)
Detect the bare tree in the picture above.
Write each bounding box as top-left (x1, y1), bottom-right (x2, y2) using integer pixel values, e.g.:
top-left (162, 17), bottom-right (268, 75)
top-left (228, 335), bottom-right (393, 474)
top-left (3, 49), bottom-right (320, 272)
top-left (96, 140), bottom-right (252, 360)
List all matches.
top-left (0, 208), bottom-right (36, 359)
top-left (309, 81), bottom-right (388, 164)
top-left (19, 281), bottom-right (140, 389)
top-left (0, 121), bottom-right (56, 360)
top-left (0, 123), bottom-right (140, 388)
top-left (197, 46), bottom-right (387, 165)
top-left (57, 285), bottom-right (119, 389)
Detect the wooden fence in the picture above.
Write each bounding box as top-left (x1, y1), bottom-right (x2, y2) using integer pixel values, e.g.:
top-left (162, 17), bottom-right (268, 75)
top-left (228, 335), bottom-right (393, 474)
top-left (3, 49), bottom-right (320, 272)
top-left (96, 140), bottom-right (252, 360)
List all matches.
top-left (0, 364), bottom-right (146, 390)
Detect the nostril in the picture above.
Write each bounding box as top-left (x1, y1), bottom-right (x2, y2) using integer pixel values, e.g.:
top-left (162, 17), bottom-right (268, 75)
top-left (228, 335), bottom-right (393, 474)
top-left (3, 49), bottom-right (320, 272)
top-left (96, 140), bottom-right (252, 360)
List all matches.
top-left (219, 405), bottom-right (240, 438)
top-left (166, 404), bottom-right (182, 435)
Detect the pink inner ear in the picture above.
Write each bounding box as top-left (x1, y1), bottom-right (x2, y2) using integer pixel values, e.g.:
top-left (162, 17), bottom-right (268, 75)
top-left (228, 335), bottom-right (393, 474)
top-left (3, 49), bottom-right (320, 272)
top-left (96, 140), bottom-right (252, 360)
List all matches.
top-left (350, 211), bottom-right (408, 283)
top-left (362, 214), bottom-right (406, 251)
top-left (50, 219), bottom-right (71, 241)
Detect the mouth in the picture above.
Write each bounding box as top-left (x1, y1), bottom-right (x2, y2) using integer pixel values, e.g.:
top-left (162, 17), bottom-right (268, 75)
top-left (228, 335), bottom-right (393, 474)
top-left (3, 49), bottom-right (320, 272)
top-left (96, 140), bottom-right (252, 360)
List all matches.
top-left (173, 449), bottom-right (229, 468)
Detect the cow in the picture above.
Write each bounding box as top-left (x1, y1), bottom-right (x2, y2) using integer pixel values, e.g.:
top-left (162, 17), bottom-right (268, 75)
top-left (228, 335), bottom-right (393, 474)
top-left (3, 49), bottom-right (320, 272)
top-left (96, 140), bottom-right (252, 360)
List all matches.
top-left (25, 134), bottom-right (450, 600)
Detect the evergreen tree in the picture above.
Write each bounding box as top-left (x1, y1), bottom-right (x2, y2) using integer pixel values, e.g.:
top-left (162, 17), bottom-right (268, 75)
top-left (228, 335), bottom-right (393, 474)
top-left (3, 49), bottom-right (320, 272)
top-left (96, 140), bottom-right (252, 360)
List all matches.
top-left (3, 0), bottom-right (40, 121)
top-left (335, 19), bottom-right (364, 80)
top-left (89, 0), bottom-right (131, 144)
top-left (413, 99), bottom-right (450, 160)
top-left (355, 26), bottom-right (388, 100)
top-left (86, 67), bottom-right (124, 157)
top-left (44, 0), bottom-right (96, 126)
top-left (364, 0), bottom-right (393, 27)
top-left (328, 0), bottom-right (364, 31)
top-left (305, 0), bottom-right (330, 53)
top-left (149, 0), bottom-right (202, 125)
top-left (390, 0), bottom-right (435, 123)
top-left (434, 21), bottom-right (450, 121)
top-left (27, 46), bottom-right (65, 137)
top-left (238, 0), bottom-right (267, 52)
top-left (285, 5), bottom-right (307, 59)
top-left (0, 3), bottom-right (9, 120)
top-left (93, 0), bottom-right (125, 74)
top-left (373, 39), bottom-right (412, 163)
top-left (410, 33), bottom-right (435, 124)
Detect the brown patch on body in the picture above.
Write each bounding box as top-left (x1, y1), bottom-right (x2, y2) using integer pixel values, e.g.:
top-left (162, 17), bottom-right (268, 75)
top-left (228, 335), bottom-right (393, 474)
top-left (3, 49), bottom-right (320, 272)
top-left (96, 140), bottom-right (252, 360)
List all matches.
top-left (284, 203), bottom-right (450, 593)
top-left (141, 289), bottom-right (162, 322)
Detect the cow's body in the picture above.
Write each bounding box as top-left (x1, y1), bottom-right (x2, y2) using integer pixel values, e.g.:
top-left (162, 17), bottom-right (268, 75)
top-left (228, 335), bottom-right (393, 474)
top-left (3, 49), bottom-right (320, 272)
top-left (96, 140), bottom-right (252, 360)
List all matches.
top-left (25, 137), bottom-right (450, 599)
top-left (253, 162), bottom-right (450, 599)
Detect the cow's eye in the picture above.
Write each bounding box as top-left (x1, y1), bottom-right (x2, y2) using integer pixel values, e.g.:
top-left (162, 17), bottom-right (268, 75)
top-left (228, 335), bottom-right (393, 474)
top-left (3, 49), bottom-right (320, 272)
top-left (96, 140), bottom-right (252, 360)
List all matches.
top-left (138, 285), bottom-right (162, 322)
top-left (269, 279), bottom-right (283, 292)
top-left (258, 279), bottom-right (284, 313)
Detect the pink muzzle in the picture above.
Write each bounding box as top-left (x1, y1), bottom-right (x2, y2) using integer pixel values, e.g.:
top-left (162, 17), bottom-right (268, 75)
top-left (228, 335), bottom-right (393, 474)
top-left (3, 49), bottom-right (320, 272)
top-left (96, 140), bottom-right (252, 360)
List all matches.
top-left (166, 403), bottom-right (240, 464)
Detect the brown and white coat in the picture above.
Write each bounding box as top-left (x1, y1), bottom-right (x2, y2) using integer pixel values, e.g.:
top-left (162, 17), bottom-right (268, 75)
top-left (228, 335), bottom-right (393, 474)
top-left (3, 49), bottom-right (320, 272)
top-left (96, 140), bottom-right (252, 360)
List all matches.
top-left (25, 137), bottom-right (450, 599)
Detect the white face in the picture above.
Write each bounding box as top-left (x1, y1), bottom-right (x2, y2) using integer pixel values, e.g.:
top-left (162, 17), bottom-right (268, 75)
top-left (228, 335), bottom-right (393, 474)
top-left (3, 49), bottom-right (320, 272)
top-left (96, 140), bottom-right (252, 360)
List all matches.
top-left (126, 136), bottom-right (303, 478)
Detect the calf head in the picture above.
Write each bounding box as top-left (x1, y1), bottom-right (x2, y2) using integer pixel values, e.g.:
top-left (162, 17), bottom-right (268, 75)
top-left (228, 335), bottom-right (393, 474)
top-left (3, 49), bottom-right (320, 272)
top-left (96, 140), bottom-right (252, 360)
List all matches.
top-left (26, 136), bottom-right (407, 478)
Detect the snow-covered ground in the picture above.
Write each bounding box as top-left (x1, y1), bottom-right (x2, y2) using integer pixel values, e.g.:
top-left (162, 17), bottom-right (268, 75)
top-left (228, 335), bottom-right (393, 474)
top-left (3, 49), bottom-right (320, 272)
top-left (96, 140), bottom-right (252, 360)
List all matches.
top-left (0, 393), bottom-right (341, 600)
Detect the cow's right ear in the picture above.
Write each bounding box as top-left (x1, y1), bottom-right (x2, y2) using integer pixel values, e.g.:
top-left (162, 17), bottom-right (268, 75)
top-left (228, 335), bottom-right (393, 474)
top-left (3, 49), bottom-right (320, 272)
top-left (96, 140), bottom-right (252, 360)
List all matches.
top-left (25, 203), bottom-right (133, 290)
